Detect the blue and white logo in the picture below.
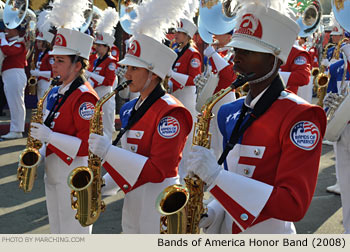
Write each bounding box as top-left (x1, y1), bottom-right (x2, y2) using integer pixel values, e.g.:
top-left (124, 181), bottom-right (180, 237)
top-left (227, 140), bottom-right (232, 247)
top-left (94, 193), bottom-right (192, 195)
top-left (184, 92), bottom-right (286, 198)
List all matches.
top-left (290, 121), bottom-right (320, 150)
top-left (79, 102), bottom-right (95, 120)
top-left (294, 56), bottom-right (307, 65)
top-left (158, 116), bottom-right (180, 139)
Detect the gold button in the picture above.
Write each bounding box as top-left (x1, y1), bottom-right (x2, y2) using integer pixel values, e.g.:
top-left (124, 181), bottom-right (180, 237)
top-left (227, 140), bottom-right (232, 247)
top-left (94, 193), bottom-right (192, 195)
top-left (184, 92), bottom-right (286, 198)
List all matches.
top-left (123, 184), bottom-right (129, 190)
top-left (131, 146), bottom-right (136, 151)
top-left (240, 213), bottom-right (248, 221)
top-left (67, 157), bottom-right (72, 161)
top-left (254, 149), bottom-right (260, 156)
top-left (244, 168), bottom-right (250, 175)
top-left (135, 132), bottom-right (141, 137)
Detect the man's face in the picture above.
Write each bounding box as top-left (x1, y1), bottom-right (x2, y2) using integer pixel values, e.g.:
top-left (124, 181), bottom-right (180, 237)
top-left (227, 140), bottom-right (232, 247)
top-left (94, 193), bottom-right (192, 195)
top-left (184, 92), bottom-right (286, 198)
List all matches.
top-left (332, 34), bottom-right (342, 44)
top-left (233, 48), bottom-right (275, 81)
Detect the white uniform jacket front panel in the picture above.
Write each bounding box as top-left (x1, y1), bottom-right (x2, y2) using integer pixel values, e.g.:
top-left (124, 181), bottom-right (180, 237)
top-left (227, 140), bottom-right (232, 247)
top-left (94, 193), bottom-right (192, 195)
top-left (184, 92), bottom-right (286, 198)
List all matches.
top-left (207, 90), bottom-right (327, 233)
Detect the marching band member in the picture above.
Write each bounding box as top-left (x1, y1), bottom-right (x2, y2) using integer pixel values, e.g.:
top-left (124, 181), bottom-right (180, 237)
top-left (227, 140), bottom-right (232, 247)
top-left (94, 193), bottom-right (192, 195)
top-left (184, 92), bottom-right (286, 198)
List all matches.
top-left (200, 30), bottom-right (237, 160)
top-left (88, 0), bottom-right (192, 233)
top-left (323, 41), bottom-right (350, 234)
top-left (86, 7), bottom-right (119, 141)
top-left (0, 23), bottom-right (27, 139)
top-left (167, 17), bottom-right (202, 180)
top-left (187, 0), bottom-right (327, 234)
top-left (31, 27), bottom-right (97, 234)
top-left (29, 0), bottom-right (98, 234)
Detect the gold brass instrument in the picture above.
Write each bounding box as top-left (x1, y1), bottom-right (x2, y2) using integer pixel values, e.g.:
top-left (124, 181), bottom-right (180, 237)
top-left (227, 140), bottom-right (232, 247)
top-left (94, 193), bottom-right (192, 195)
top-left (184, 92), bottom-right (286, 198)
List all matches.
top-left (156, 73), bottom-right (252, 234)
top-left (68, 80), bottom-right (131, 227)
top-left (17, 77), bottom-right (59, 192)
top-left (27, 52), bottom-right (37, 95)
top-left (316, 43), bottom-right (335, 107)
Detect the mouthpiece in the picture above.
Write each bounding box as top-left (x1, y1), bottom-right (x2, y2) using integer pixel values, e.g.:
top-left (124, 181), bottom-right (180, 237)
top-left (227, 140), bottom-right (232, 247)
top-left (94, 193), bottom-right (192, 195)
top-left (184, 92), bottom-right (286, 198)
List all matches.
top-left (231, 73), bottom-right (255, 89)
top-left (115, 79), bottom-right (132, 92)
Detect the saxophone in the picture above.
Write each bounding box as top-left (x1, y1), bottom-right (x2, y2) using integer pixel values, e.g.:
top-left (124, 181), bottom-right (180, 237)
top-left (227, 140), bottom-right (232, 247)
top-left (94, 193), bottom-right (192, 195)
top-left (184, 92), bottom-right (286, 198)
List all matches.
top-left (17, 77), bottom-right (59, 192)
top-left (68, 80), bottom-right (131, 227)
top-left (316, 43), bottom-right (335, 107)
top-left (156, 73), bottom-right (252, 233)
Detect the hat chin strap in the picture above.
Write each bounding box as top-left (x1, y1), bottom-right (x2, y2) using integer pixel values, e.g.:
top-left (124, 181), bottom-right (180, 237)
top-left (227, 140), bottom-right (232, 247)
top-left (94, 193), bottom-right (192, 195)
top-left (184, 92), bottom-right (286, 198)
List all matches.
top-left (248, 56), bottom-right (278, 84)
top-left (140, 71), bottom-right (153, 93)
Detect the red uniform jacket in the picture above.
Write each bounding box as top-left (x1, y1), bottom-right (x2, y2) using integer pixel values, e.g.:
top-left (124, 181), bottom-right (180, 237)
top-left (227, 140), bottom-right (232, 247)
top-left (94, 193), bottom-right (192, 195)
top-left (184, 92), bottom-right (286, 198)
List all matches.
top-left (209, 49), bottom-right (237, 94)
top-left (38, 52), bottom-right (54, 81)
top-left (46, 82), bottom-right (99, 165)
top-left (280, 45), bottom-right (312, 94)
top-left (104, 94), bottom-right (193, 193)
top-left (1, 39), bottom-right (27, 72)
top-left (88, 55), bottom-right (118, 87)
top-left (170, 46), bottom-right (202, 92)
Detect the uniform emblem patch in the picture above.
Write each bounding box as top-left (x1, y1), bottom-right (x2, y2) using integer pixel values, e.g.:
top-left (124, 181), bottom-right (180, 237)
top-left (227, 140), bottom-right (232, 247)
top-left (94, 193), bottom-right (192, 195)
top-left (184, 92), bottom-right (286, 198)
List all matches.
top-left (290, 121), bottom-right (320, 150)
top-left (158, 116), bottom-right (180, 139)
top-left (190, 58), bottom-right (200, 68)
top-left (294, 56), bottom-right (307, 65)
top-left (108, 63), bottom-right (116, 71)
top-left (79, 102), bottom-right (95, 120)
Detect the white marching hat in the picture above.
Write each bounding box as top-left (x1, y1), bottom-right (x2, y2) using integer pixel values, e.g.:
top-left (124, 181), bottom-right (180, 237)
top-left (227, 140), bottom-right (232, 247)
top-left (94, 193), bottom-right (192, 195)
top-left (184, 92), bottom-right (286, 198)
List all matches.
top-left (36, 31), bottom-right (54, 43)
top-left (330, 24), bottom-right (343, 36)
top-left (118, 33), bottom-right (177, 80)
top-left (227, 5), bottom-right (299, 63)
top-left (49, 28), bottom-right (93, 60)
top-left (176, 18), bottom-right (197, 38)
top-left (94, 32), bottom-right (115, 47)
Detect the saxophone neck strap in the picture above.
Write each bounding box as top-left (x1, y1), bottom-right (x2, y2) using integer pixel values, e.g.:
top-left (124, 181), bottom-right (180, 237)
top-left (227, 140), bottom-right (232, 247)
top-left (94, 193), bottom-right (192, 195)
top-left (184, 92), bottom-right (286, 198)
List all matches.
top-left (218, 75), bottom-right (285, 165)
top-left (112, 84), bottom-right (165, 146)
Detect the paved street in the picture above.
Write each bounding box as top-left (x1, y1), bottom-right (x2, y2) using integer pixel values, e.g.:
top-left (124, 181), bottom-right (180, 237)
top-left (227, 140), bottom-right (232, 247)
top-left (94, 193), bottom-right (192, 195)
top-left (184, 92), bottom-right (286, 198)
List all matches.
top-left (0, 109), bottom-right (344, 234)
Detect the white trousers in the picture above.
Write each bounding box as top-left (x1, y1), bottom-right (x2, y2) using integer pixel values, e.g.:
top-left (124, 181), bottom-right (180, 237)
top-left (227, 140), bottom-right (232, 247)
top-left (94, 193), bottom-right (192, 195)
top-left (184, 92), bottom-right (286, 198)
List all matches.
top-left (37, 79), bottom-right (51, 110)
top-left (44, 154), bottom-right (92, 234)
top-left (95, 85), bottom-right (115, 141)
top-left (336, 124), bottom-right (350, 233)
top-left (2, 68), bottom-right (27, 132)
top-left (172, 86), bottom-right (196, 181)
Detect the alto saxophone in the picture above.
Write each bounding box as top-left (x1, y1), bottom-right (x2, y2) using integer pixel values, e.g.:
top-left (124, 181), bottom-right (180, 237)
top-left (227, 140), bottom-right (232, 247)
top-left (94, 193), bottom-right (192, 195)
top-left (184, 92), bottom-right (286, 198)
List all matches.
top-left (156, 73), bottom-right (252, 233)
top-left (17, 77), bottom-right (60, 192)
top-left (68, 80), bottom-right (131, 227)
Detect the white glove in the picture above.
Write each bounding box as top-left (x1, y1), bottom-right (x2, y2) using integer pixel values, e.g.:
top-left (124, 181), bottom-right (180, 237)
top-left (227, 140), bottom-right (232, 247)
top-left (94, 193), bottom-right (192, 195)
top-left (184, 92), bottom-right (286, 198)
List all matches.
top-left (187, 145), bottom-right (221, 186)
top-left (85, 70), bottom-right (92, 78)
top-left (30, 69), bottom-right (40, 76)
top-left (167, 80), bottom-right (173, 93)
top-left (199, 206), bottom-right (215, 229)
top-left (204, 46), bottom-right (215, 58)
top-left (0, 32), bottom-right (8, 46)
top-left (88, 133), bottom-right (111, 160)
top-left (341, 44), bottom-right (350, 59)
top-left (31, 122), bottom-right (52, 143)
top-left (321, 58), bottom-right (330, 67)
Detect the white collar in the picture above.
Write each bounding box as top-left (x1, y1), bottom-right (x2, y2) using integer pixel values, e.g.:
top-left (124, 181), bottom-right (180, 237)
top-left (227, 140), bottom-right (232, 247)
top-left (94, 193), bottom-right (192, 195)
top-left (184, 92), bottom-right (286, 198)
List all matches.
top-left (244, 86), bottom-right (270, 109)
top-left (58, 80), bottom-right (74, 95)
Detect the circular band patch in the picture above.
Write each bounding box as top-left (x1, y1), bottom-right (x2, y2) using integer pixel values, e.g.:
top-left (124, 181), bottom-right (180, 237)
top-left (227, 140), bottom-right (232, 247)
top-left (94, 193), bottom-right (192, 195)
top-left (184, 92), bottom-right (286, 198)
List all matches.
top-left (290, 121), bottom-right (320, 150)
top-left (190, 58), bottom-right (200, 68)
top-left (79, 102), bottom-right (95, 120)
top-left (158, 116), bottom-right (180, 139)
top-left (109, 63), bottom-right (116, 71)
top-left (294, 56), bottom-right (307, 65)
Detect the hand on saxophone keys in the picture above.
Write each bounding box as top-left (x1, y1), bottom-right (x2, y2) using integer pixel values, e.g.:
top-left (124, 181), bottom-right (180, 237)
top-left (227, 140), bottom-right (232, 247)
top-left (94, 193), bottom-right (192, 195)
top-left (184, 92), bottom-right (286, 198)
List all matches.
top-left (186, 146), bottom-right (222, 186)
top-left (30, 123), bottom-right (52, 143)
top-left (88, 133), bottom-right (111, 160)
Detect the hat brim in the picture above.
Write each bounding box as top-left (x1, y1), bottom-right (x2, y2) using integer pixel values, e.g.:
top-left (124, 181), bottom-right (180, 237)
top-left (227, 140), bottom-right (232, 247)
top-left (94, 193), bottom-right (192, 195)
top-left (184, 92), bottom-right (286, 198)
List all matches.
top-left (118, 55), bottom-right (148, 69)
top-left (36, 36), bottom-right (45, 41)
top-left (330, 32), bottom-right (342, 35)
top-left (226, 36), bottom-right (271, 55)
top-left (49, 46), bottom-right (79, 56)
top-left (94, 39), bottom-right (108, 45)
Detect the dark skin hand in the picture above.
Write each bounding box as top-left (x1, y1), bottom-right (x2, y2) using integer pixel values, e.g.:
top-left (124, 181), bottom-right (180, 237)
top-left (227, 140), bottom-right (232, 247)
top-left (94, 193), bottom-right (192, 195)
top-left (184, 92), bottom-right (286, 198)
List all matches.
top-left (233, 48), bottom-right (283, 99)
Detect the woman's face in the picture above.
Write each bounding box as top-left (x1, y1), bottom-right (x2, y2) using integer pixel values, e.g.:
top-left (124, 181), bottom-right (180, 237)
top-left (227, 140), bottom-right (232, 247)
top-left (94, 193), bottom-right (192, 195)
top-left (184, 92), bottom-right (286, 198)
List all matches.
top-left (52, 55), bottom-right (80, 84)
top-left (174, 31), bottom-right (189, 45)
top-left (36, 40), bottom-right (44, 51)
top-left (95, 43), bottom-right (109, 57)
top-left (124, 65), bottom-right (150, 93)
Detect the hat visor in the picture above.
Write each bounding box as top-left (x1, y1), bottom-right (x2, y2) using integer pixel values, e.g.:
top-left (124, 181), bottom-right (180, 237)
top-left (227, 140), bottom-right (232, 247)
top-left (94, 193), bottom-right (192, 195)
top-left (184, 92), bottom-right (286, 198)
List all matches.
top-left (118, 55), bottom-right (148, 69)
top-left (49, 46), bottom-right (79, 56)
top-left (330, 32), bottom-right (342, 35)
top-left (227, 36), bottom-right (271, 55)
top-left (94, 39), bottom-right (107, 45)
top-left (36, 36), bottom-right (45, 41)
